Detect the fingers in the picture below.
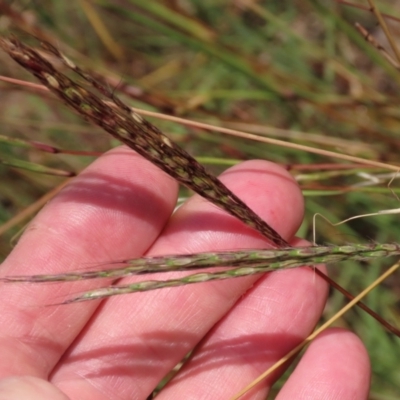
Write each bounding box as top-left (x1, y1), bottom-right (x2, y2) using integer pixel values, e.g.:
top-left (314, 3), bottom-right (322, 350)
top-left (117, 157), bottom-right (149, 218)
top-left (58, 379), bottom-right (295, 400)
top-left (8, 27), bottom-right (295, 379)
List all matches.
top-left (0, 376), bottom-right (69, 400)
top-left (157, 238), bottom-right (329, 399)
top-left (50, 160), bottom-right (305, 400)
top-left (0, 147), bottom-right (178, 378)
top-left (276, 329), bottom-right (370, 400)
top-left (0, 330), bottom-right (369, 400)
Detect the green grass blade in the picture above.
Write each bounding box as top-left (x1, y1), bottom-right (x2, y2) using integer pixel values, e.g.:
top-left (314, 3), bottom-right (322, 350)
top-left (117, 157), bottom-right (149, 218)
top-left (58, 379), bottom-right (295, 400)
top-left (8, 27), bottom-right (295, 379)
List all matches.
top-left (0, 158), bottom-right (74, 177)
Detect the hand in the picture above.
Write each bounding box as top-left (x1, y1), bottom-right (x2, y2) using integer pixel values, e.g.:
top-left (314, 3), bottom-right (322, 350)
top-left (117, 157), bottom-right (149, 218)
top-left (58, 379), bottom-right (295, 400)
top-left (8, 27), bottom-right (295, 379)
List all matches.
top-left (0, 147), bottom-right (370, 399)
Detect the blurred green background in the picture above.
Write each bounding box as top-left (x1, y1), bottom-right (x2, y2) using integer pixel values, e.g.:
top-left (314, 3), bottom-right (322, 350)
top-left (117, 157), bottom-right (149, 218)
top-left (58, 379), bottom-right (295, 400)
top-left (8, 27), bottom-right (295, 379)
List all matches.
top-left (1, 0), bottom-right (400, 398)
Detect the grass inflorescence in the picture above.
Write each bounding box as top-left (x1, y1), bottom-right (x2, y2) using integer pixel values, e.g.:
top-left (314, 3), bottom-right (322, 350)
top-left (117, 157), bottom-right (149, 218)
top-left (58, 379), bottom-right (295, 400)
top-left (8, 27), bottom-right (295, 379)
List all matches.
top-left (2, 242), bottom-right (400, 303)
top-left (0, 36), bottom-right (288, 248)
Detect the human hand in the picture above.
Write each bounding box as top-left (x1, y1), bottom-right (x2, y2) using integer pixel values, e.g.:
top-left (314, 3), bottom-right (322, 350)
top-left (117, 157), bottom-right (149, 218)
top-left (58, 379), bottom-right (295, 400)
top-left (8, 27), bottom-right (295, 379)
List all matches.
top-left (0, 147), bottom-right (370, 399)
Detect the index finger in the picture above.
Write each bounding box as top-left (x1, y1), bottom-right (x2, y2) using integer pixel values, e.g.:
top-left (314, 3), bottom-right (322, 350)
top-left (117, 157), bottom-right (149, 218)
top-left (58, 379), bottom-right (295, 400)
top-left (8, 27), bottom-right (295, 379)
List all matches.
top-left (0, 146), bottom-right (178, 379)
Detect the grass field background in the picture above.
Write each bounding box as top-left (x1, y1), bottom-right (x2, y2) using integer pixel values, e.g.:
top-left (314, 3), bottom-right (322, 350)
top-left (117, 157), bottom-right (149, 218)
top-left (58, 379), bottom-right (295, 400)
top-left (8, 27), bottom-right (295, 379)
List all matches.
top-left (0, 1), bottom-right (400, 397)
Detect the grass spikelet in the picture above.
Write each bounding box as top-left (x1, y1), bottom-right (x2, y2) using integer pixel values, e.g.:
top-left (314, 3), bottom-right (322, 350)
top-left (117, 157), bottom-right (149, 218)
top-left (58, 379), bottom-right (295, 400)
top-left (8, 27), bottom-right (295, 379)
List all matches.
top-left (3, 243), bottom-right (400, 303)
top-left (0, 36), bottom-right (288, 247)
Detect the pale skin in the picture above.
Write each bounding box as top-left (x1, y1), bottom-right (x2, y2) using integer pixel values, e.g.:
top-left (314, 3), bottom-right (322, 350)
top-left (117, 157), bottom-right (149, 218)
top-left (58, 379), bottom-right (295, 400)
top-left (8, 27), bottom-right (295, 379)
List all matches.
top-left (0, 147), bottom-right (370, 399)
